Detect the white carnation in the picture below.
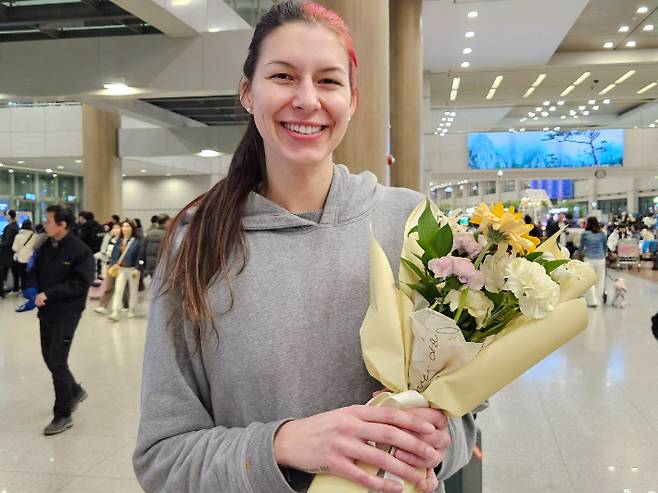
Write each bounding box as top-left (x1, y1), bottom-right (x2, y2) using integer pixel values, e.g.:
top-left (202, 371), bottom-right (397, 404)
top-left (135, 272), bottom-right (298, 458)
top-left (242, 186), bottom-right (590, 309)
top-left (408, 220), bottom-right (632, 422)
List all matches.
top-left (504, 257), bottom-right (560, 319)
top-left (550, 260), bottom-right (587, 284)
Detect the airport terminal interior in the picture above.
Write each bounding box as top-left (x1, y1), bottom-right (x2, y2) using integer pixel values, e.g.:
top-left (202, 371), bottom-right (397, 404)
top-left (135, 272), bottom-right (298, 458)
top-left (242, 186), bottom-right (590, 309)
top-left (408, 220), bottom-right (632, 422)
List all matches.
top-left (1, 0), bottom-right (658, 492)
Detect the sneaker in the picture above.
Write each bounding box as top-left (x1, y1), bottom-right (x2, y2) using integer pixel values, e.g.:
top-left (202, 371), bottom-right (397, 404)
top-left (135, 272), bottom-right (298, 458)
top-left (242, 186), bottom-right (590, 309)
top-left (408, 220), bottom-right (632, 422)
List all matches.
top-left (128, 310), bottom-right (137, 319)
top-left (94, 306), bottom-right (108, 315)
top-left (44, 416), bottom-right (73, 436)
top-left (72, 387), bottom-right (88, 412)
top-left (108, 311), bottom-right (120, 322)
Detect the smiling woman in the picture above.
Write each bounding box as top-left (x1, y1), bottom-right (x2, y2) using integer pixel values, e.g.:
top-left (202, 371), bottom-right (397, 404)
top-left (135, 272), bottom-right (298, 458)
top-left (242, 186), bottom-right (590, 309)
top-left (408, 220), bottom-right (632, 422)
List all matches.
top-left (133, 2), bottom-right (479, 493)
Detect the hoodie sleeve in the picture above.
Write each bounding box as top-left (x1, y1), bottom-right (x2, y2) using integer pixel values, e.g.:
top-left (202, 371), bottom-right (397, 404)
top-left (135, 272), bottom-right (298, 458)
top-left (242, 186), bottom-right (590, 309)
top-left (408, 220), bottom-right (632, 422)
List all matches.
top-left (133, 274), bottom-right (297, 493)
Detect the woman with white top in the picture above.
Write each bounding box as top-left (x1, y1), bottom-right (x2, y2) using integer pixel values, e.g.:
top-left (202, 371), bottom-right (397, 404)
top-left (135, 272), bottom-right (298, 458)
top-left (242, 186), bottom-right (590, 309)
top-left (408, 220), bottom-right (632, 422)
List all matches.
top-left (12, 220), bottom-right (47, 293)
top-left (94, 223), bottom-right (122, 315)
top-left (107, 220), bottom-right (141, 321)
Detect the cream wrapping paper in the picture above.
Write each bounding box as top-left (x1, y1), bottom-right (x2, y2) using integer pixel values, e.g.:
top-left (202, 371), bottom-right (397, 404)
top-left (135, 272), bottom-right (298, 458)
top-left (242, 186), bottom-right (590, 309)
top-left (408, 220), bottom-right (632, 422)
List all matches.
top-left (308, 201), bottom-right (595, 493)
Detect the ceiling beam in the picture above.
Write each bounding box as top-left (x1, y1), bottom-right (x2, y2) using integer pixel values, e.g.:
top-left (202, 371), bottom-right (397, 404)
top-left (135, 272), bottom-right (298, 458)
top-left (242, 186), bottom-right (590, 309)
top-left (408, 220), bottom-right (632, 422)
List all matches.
top-left (110, 0), bottom-right (198, 37)
top-left (0, 2), bottom-right (136, 28)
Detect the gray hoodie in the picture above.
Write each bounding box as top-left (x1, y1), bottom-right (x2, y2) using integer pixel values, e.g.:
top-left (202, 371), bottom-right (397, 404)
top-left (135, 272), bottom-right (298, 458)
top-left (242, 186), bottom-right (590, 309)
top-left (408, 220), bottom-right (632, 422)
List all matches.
top-left (133, 164), bottom-right (480, 493)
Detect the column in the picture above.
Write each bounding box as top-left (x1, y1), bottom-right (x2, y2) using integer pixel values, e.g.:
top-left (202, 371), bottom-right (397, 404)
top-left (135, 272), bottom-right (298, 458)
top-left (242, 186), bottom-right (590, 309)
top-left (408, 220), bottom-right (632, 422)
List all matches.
top-left (626, 178), bottom-right (638, 213)
top-left (389, 0), bottom-right (422, 191)
top-left (495, 179), bottom-right (502, 202)
top-left (320, 0), bottom-right (390, 184)
top-left (82, 104), bottom-right (122, 222)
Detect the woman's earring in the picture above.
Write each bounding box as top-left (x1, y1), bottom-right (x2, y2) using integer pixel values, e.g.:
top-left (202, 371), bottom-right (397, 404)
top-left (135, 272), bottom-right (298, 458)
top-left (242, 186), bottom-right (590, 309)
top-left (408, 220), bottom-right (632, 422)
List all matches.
top-left (246, 107), bottom-right (252, 114)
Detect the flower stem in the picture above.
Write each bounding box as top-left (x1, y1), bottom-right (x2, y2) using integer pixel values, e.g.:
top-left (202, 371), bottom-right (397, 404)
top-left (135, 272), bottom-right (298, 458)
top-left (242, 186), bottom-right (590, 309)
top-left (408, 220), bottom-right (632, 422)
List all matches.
top-left (474, 241), bottom-right (494, 269)
top-left (453, 289), bottom-right (469, 322)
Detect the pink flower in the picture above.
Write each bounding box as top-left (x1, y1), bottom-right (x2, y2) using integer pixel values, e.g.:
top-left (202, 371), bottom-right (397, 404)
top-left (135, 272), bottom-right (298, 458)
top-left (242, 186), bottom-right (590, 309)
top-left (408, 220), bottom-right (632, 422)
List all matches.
top-left (428, 256), bottom-right (485, 290)
top-left (453, 234), bottom-right (483, 259)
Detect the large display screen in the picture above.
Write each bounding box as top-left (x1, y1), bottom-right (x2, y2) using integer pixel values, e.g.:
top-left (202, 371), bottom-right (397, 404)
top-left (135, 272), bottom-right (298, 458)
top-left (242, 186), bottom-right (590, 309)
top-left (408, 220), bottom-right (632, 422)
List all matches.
top-left (527, 179), bottom-right (574, 200)
top-left (468, 129), bottom-right (624, 169)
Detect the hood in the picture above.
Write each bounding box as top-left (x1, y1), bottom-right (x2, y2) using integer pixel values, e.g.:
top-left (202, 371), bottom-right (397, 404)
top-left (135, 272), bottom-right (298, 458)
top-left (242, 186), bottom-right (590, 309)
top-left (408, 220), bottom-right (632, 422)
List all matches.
top-left (242, 164), bottom-right (383, 231)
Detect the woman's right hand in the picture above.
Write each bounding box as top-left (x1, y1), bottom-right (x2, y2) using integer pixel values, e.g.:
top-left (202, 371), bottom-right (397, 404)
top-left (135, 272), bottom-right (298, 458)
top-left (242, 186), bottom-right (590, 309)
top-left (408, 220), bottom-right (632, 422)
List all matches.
top-left (273, 405), bottom-right (442, 493)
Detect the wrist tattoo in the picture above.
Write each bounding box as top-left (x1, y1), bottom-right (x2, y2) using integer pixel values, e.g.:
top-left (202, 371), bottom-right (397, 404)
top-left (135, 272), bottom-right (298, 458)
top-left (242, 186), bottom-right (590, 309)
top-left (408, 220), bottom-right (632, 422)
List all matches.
top-left (303, 465), bottom-right (331, 474)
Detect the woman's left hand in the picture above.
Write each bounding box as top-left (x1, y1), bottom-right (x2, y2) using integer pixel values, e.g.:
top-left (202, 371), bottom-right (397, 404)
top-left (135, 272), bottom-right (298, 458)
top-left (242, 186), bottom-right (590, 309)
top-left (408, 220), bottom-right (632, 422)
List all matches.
top-left (392, 407), bottom-right (450, 471)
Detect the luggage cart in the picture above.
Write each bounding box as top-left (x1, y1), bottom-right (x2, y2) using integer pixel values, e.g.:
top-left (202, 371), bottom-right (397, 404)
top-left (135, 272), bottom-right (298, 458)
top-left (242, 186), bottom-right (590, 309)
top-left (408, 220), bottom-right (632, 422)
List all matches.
top-left (616, 238), bottom-right (641, 271)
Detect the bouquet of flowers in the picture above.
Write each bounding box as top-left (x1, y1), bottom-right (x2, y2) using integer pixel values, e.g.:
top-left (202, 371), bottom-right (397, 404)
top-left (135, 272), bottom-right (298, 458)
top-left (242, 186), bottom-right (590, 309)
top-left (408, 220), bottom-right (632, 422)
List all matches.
top-left (309, 200), bottom-right (596, 493)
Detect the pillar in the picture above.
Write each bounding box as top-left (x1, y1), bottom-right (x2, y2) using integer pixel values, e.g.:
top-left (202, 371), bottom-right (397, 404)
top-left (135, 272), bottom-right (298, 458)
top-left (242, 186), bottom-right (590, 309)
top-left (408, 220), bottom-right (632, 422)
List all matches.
top-left (320, 0), bottom-right (389, 184)
top-left (626, 178), bottom-right (638, 213)
top-left (82, 104), bottom-right (122, 221)
top-left (389, 0), bottom-right (422, 191)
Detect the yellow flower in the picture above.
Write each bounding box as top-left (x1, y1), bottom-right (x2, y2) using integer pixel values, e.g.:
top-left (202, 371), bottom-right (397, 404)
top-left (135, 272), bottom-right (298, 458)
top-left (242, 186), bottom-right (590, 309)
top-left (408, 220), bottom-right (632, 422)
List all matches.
top-left (471, 202), bottom-right (540, 254)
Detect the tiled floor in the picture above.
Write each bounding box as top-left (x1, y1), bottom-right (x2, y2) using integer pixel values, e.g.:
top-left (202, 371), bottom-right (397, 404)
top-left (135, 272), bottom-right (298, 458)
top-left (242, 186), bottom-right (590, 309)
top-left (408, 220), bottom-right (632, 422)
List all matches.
top-left (0, 272), bottom-right (657, 493)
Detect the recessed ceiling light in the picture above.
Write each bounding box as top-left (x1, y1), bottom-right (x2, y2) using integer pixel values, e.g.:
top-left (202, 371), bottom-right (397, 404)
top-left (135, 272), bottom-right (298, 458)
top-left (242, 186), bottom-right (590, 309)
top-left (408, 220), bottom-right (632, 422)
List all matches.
top-left (523, 87), bottom-right (536, 98)
top-left (651, 123), bottom-right (656, 128)
top-left (535, 107), bottom-right (542, 112)
top-left (52, 173), bottom-right (57, 177)
top-left (579, 105), bottom-right (586, 110)
top-left (549, 106), bottom-right (556, 111)
top-left (461, 61), bottom-right (470, 68)
top-left (439, 123), bottom-right (444, 127)
top-left (509, 128), bottom-right (515, 132)
top-left (208, 27), bottom-right (220, 33)
top-left (467, 11), bottom-right (478, 18)
top-left (603, 99), bottom-right (611, 104)
top-left (557, 100), bottom-right (565, 105)
top-left (452, 77), bottom-right (461, 90)
top-left (593, 105), bottom-right (600, 110)
top-left (0, 162), bottom-right (3, 167)
top-left (520, 117), bottom-right (527, 122)
top-left (450, 90), bottom-right (458, 101)
top-left (45, 168), bottom-right (52, 173)
top-left (444, 111), bottom-right (451, 115)
top-left (573, 72), bottom-right (590, 86)
top-left (57, 165), bottom-right (64, 169)
top-left (603, 42), bottom-right (614, 49)
top-left (583, 110), bottom-right (590, 115)
top-left (166, 173), bottom-right (172, 176)
top-left (486, 89), bottom-right (496, 99)
top-left (103, 82), bottom-right (134, 95)
top-left (560, 115), bottom-right (566, 119)
top-left (637, 6), bottom-right (648, 14)
top-left (618, 25), bottom-right (629, 32)
top-left (533, 116), bottom-right (539, 120)
top-left (644, 24), bottom-right (654, 31)
top-left (554, 127), bottom-right (561, 131)
top-left (599, 83), bottom-right (616, 95)
top-left (75, 159), bottom-right (82, 163)
top-left (588, 99), bottom-right (596, 105)
top-left (465, 31), bottom-right (475, 38)
top-left (528, 112), bottom-right (536, 117)
top-left (122, 173), bottom-right (126, 177)
top-left (441, 117), bottom-right (446, 121)
top-left (572, 115), bottom-right (579, 118)
top-left (542, 127), bottom-right (549, 131)
top-left (140, 169), bottom-right (147, 173)
top-left (8, 169), bottom-right (14, 173)
top-left (447, 117), bottom-right (454, 122)
top-left (543, 100), bottom-right (551, 106)
top-left (519, 128), bottom-right (526, 132)
top-left (492, 75), bottom-right (504, 89)
top-left (637, 81), bottom-right (658, 94)
top-left (445, 122), bottom-right (452, 127)
top-left (450, 112), bottom-right (456, 116)
top-left (626, 40), bottom-right (637, 48)
top-left (615, 70), bottom-right (636, 84)
top-left (532, 74), bottom-right (546, 87)
top-left (17, 160), bottom-right (24, 164)
top-left (561, 85), bottom-right (576, 96)
top-left (197, 149), bottom-right (221, 157)
top-left (434, 131), bottom-right (439, 135)
top-left (462, 47), bottom-right (472, 54)
top-left (541, 111), bottom-right (549, 117)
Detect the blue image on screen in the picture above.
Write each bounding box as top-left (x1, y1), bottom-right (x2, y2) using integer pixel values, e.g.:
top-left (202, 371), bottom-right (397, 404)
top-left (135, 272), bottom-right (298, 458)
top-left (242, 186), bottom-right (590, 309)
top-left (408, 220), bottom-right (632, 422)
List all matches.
top-left (468, 129), bottom-right (624, 169)
top-left (528, 179), bottom-right (574, 200)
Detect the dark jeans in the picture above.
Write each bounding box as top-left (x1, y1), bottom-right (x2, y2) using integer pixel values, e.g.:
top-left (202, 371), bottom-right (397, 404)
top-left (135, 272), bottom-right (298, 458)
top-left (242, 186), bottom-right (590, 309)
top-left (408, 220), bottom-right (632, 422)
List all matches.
top-left (0, 265), bottom-right (7, 295)
top-left (10, 261), bottom-right (20, 291)
top-left (15, 262), bottom-right (28, 291)
top-left (40, 316), bottom-right (83, 418)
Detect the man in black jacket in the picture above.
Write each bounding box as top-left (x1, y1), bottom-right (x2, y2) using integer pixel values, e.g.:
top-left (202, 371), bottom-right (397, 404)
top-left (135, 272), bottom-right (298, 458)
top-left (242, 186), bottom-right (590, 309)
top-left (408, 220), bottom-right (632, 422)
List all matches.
top-left (32, 205), bottom-right (95, 435)
top-left (0, 209), bottom-right (19, 298)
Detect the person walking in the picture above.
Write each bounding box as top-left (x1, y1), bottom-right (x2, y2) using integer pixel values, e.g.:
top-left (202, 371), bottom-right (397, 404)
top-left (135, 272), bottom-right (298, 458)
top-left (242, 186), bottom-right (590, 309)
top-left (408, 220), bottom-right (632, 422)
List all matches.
top-left (133, 3), bottom-right (478, 493)
top-left (580, 217), bottom-right (608, 307)
top-left (94, 222), bottom-right (123, 315)
top-left (108, 220), bottom-right (141, 321)
top-left (0, 209), bottom-right (20, 298)
top-left (30, 205), bottom-right (95, 435)
top-left (141, 213), bottom-right (169, 279)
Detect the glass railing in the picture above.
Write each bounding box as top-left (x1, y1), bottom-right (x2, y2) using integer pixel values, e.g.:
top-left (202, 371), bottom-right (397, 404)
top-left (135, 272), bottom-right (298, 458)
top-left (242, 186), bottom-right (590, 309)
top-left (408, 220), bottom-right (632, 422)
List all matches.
top-left (225, 0), bottom-right (275, 27)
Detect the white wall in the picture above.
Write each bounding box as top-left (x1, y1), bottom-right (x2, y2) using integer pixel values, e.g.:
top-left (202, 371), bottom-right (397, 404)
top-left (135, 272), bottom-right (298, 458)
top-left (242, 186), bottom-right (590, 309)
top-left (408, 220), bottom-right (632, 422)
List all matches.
top-left (122, 175), bottom-right (212, 227)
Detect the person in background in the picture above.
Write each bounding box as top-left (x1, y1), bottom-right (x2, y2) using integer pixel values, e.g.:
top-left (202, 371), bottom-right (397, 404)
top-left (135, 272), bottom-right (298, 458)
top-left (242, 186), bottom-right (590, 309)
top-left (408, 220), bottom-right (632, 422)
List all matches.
top-left (580, 217), bottom-right (608, 307)
top-left (77, 211), bottom-right (103, 255)
top-left (108, 219), bottom-right (141, 321)
top-left (30, 205), bottom-right (94, 435)
top-left (524, 215), bottom-right (542, 241)
top-left (146, 215), bottom-right (159, 234)
top-left (12, 220), bottom-right (44, 293)
top-left (607, 222), bottom-right (631, 253)
top-left (0, 209), bottom-right (19, 298)
top-left (15, 223), bottom-right (47, 313)
top-left (141, 213), bottom-right (169, 279)
top-left (133, 218), bottom-right (144, 241)
top-left (94, 223), bottom-right (124, 315)
top-left (545, 213), bottom-right (560, 238)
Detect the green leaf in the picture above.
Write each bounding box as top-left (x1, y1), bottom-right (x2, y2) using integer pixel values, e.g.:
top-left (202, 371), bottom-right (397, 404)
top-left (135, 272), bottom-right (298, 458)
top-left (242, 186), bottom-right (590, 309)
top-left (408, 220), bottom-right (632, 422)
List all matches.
top-left (433, 223), bottom-right (454, 258)
top-left (484, 290), bottom-right (504, 308)
top-left (542, 259), bottom-right (570, 274)
top-left (401, 257), bottom-right (425, 281)
top-left (444, 276), bottom-right (462, 291)
top-left (526, 252), bottom-right (544, 262)
top-left (417, 200), bottom-right (439, 258)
